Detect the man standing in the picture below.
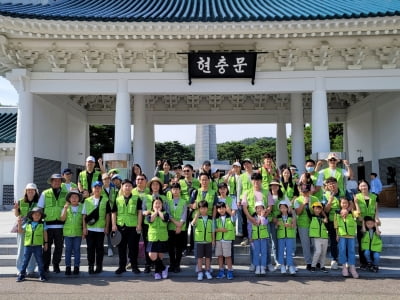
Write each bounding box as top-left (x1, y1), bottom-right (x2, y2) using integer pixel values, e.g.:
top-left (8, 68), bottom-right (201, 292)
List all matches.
top-left (38, 173), bottom-right (67, 273)
top-left (370, 173), bottom-right (383, 195)
top-left (78, 156), bottom-right (103, 199)
top-left (112, 179), bottom-right (143, 274)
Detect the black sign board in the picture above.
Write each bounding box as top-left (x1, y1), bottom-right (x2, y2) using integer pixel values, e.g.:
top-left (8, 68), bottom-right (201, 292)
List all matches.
top-left (187, 52), bottom-right (257, 85)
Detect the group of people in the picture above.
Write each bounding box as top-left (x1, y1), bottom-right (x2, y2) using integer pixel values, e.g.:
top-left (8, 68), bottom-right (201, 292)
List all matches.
top-left (13, 152), bottom-right (383, 282)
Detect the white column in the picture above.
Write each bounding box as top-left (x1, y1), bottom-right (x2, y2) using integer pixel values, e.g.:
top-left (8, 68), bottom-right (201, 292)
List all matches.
top-left (311, 77), bottom-right (330, 154)
top-left (195, 124), bottom-right (210, 164)
top-left (369, 100), bottom-right (379, 173)
top-left (133, 94), bottom-right (146, 169)
top-left (114, 79), bottom-right (131, 153)
top-left (290, 93), bottom-right (305, 172)
top-left (7, 69), bottom-right (34, 200)
top-left (209, 125), bottom-right (218, 161)
top-left (276, 119), bottom-right (288, 168)
top-left (143, 119), bottom-right (155, 178)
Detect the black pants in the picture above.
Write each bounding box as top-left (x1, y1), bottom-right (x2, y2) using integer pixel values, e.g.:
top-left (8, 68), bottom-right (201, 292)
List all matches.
top-left (357, 224), bottom-right (367, 265)
top-left (168, 230), bottom-right (186, 267)
top-left (142, 224), bottom-right (153, 267)
top-left (117, 226), bottom-right (140, 268)
top-left (86, 231), bottom-right (105, 268)
top-left (43, 228), bottom-right (63, 269)
top-left (326, 221), bottom-right (338, 261)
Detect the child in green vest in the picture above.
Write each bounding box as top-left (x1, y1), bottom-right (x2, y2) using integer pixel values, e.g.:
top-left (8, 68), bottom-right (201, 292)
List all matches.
top-left (146, 197), bottom-right (170, 280)
top-left (191, 200), bottom-right (214, 281)
top-left (308, 202), bottom-right (329, 272)
top-left (361, 216), bottom-right (382, 272)
top-left (60, 190), bottom-right (83, 275)
top-left (215, 201), bottom-right (235, 280)
top-left (249, 201), bottom-right (269, 276)
top-left (334, 198), bottom-right (359, 278)
top-left (16, 207), bottom-right (48, 282)
top-left (275, 201), bottom-right (296, 275)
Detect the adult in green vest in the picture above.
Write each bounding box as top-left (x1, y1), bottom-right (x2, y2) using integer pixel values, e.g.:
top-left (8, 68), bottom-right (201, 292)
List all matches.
top-left (101, 172), bottom-right (116, 258)
top-left (14, 183), bottom-right (39, 276)
top-left (294, 184), bottom-right (319, 270)
top-left (61, 168), bottom-right (78, 192)
top-left (16, 207), bottom-right (48, 282)
top-left (60, 189), bottom-right (83, 275)
top-left (223, 161), bottom-right (242, 237)
top-left (258, 153), bottom-right (280, 192)
top-left (166, 182), bottom-right (187, 273)
top-left (78, 156), bottom-right (103, 199)
top-left (307, 202), bottom-right (329, 272)
top-left (316, 152), bottom-right (353, 200)
top-left (236, 158), bottom-right (254, 246)
top-left (361, 216), bottom-right (382, 272)
top-left (354, 179), bottom-right (380, 269)
top-left (280, 167), bottom-right (299, 201)
top-left (38, 173), bottom-right (67, 274)
top-left (146, 197), bottom-right (170, 280)
top-left (154, 159), bottom-right (173, 192)
top-left (322, 176), bottom-right (341, 270)
top-left (83, 180), bottom-right (111, 274)
top-left (111, 179), bottom-right (142, 275)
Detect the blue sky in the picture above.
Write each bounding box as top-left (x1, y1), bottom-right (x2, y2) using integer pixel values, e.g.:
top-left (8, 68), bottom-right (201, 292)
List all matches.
top-left (1, 76), bottom-right (287, 144)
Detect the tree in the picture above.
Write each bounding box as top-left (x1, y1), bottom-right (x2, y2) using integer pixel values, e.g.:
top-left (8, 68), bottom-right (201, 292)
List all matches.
top-left (89, 125), bottom-right (115, 160)
top-left (217, 141), bottom-right (246, 163)
top-left (155, 141), bottom-right (194, 165)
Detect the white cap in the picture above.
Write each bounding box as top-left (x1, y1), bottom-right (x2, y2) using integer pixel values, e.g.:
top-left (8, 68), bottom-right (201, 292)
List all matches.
top-left (86, 156), bottom-right (96, 162)
top-left (255, 201), bottom-right (265, 208)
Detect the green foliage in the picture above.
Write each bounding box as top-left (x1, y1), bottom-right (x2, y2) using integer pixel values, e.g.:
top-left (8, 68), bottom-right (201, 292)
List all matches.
top-left (155, 141), bottom-right (194, 165)
top-left (89, 125), bottom-right (115, 159)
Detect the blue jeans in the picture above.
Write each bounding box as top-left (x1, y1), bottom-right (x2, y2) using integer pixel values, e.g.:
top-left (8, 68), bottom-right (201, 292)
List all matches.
top-left (236, 205), bottom-right (243, 236)
top-left (278, 238), bottom-right (295, 266)
top-left (64, 236), bottom-right (82, 267)
top-left (20, 245), bottom-right (45, 277)
top-left (267, 222), bottom-right (278, 265)
top-left (364, 250), bottom-right (380, 265)
top-left (16, 232), bottom-right (36, 273)
top-left (338, 237), bottom-right (356, 265)
top-left (252, 239), bottom-right (268, 267)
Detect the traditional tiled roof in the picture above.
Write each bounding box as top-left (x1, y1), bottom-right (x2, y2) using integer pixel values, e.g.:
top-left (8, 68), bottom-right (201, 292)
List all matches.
top-left (0, 0), bottom-right (399, 22)
top-left (0, 110), bottom-right (17, 143)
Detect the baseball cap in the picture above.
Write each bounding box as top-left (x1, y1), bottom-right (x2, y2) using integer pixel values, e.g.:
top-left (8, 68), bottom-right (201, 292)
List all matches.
top-left (86, 156), bottom-right (96, 162)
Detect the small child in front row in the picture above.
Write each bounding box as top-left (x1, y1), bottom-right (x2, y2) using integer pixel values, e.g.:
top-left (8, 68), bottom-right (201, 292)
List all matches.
top-left (275, 201), bottom-right (296, 275)
top-left (16, 207), bottom-right (48, 282)
top-left (191, 200), bottom-right (214, 281)
top-left (308, 202), bottom-right (329, 272)
top-left (335, 198), bottom-right (359, 278)
top-left (361, 216), bottom-right (382, 272)
top-left (249, 201), bottom-right (270, 276)
top-left (214, 201), bottom-right (235, 280)
top-left (60, 190), bottom-right (83, 275)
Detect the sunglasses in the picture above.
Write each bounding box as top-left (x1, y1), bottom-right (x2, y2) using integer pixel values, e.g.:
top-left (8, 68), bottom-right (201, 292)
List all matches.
top-left (328, 159), bottom-right (337, 162)
top-left (183, 170), bottom-right (190, 172)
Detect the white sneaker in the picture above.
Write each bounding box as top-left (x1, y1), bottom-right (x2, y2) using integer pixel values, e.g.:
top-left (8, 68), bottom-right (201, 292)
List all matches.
top-left (274, 264), bottom-right (282, 271)
top-left (205, 271), bottom-right (213, 280)
top-left (107, 248), bottom-right (113, 257)
top-left (260, 267), bottom-right (266, 275)
top-left (289, 266), bottom-right (296, 275)
top-left (249, 264), bottom-right (255, 272)
top-left (197, 272), bottom-right (203, 281)
top-left (255, 266), bottom-right (261, 275)
top-left (280, 265), bottom-right (286, 274)
top-left (331, 260), bottom-right (339, 270)
top-left (267, 264), bottom-right (274, 272)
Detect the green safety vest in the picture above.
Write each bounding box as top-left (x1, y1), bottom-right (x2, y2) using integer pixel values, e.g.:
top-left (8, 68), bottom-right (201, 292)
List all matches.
top-left (239, 173), bottom-right (253, 199)
top-left (309, 216), bottom-right (329, 239)
top-left (115, 195), bottom-right (139, 227)
top-left (361, 231), bottom-right (382, 252)
top-left (148, 216), bottom-right (168, 242)
top-left (101, 186), bottom-right (116, 210)
top-left (157, 171), bottom-right (172, 185)
top-left (268, 195), bottom-right (286, 221)
top-left (322, 168), bottom-right (346, 197)
top-left (259, 167), bottom-right (277, 191)
top-left (281, 183), bottom-right (295, 200)
top-left (85, 196), bottom-right (108, 229)
top-left (245, 189), bottom-right (268, 216)
top-left (227, 175), bottom-right (238, 196)
top-left (24, 223), bottom-right (44, 246)
top-left (79, 170), bottom-right (101, 191)
top-left (276, 216), bottom-right (296, 239)
top-left (167, 198), bottom-right (187, 231)
top-left (194, 217), bottom-right (213, 243)
top-left (336, 213), bottom-right (357, 237)
top-left (251, 219), bottom-right (270, 240)
top-left (356, 193), bottom-right (377, 222)
top-left (295, 195), bottom-right (319, 228)
top-left (61, 182), bottom-right (78, 191)
top-left (43, 188), bottom-right (67, 222)
top-left (324, 191), bottom-right (340, 222)
top-left (18, 199), bottom-right (37, 217)
top-left (179, 178), bottom-right (200, 203)
top-left (215, 217), bottom-right (235, 241)
top-left (63, 204), bottom-right (83, 237)
top-left (195, 189), bottom-right (216, 217)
